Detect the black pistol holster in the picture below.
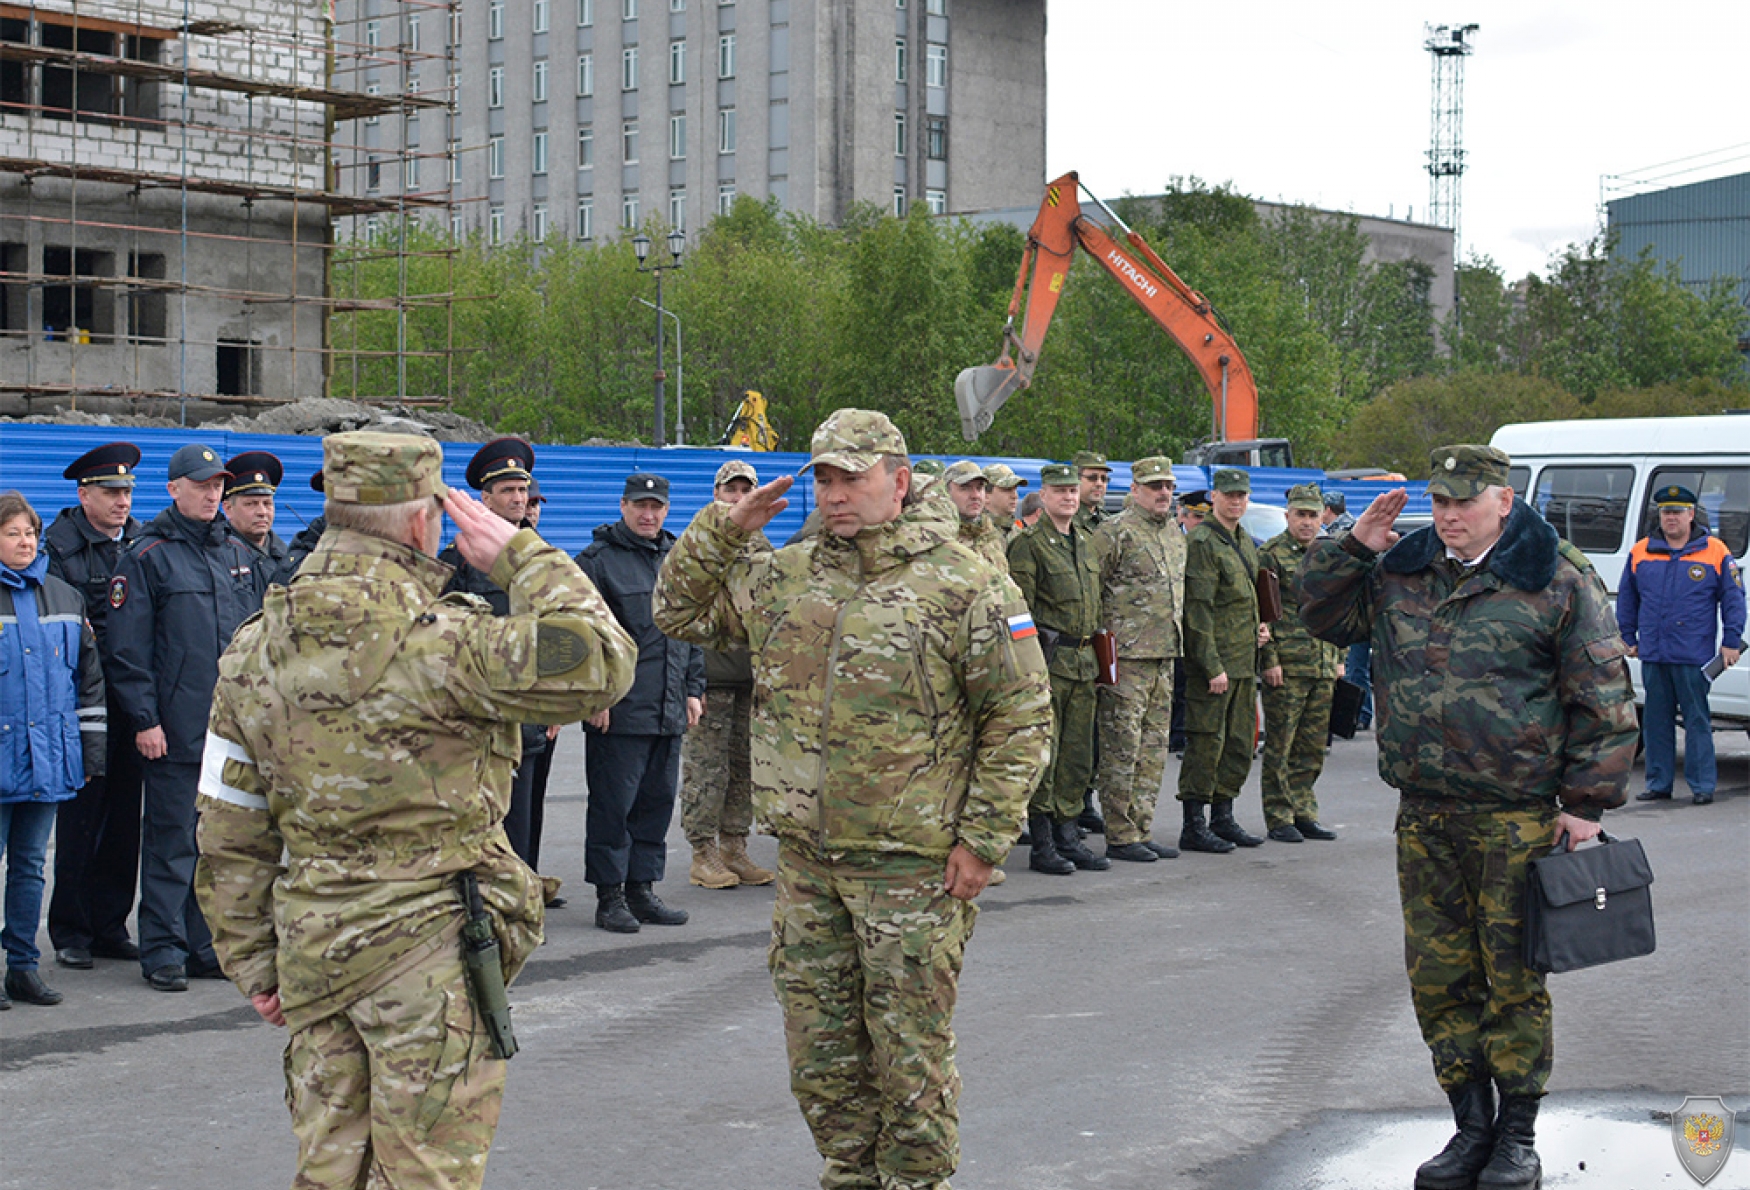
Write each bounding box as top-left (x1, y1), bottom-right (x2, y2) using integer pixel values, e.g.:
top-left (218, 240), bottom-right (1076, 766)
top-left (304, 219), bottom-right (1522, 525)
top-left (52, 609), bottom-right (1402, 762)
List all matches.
top-left (457, 871), bottom-right (519, 1060)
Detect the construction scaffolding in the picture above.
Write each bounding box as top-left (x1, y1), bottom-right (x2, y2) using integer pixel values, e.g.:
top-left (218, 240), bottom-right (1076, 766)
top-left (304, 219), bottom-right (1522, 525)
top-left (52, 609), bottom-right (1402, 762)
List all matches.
top-left (0, 0), bottom-right (462, 418)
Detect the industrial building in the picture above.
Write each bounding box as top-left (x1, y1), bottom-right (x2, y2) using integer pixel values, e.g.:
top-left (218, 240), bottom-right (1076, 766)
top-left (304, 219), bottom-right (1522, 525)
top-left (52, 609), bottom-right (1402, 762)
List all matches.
top-left (1607, 171), bottom-right (1750, 310)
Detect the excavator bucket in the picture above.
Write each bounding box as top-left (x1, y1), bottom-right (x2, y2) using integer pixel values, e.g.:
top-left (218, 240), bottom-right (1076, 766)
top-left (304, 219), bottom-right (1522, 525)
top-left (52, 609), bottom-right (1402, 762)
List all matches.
top-left (955, 365), bottom-right (1026, 441)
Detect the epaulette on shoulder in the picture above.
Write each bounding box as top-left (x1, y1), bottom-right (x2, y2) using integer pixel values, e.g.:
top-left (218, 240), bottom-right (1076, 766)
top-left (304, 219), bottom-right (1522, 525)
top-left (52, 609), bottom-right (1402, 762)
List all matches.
top-left (1555, 539), bottom-right (1593, 574)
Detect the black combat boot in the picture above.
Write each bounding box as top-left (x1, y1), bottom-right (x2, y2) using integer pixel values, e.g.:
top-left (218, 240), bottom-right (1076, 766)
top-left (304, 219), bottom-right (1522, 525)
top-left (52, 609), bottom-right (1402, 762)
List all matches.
top-left (1179, 801), bottom-right (1235, 854)
top-left (1415, 1081), bottom-right (1496, 1190)
top-left (1027, 813), bottom-right (1075, 874)
top-left (1476, 1094), bottom-right (1541, 1190)
top-left (1209, 799), bottom-right (1264, 848)
top-left (625, 881), bottom-right (689, 926)
top-left (594, 883), bottom-right (641, 934)
top-left (1105, 841), bottom-right (1157, 863)
top-left (1053, 819), bottom-right (1110, 870)
top-left (1077, 790), bottom-right (1105, 835)
top-left (1296, 817), bottom-right (1339, 841)
top-left (1143, 838), bottom-right (1179, 859)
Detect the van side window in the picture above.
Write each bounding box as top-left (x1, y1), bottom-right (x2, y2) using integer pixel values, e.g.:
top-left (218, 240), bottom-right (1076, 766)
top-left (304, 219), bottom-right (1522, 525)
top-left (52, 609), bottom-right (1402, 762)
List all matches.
top-left (1643, 467), bottom-right (1750, 559)
top-left (1530, 466), bottom-right (1635, 553)
top-left (1507, 466), bottom-right (1531, 495)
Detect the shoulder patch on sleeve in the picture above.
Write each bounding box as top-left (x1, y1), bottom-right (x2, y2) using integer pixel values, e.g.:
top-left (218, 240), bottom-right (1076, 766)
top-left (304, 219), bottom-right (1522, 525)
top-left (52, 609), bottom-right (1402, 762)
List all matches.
top-left (536, 622), bottom-right (590, 675)
top-left (108, 575), bottom-right (128, 608)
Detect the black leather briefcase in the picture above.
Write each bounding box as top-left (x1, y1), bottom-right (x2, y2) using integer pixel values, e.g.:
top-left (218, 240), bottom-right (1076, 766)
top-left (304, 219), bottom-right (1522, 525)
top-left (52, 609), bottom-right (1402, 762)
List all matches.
top-left (1328, 678), bottom-right (1365, 740)
top-left (1524, 831), bottom-right (1656, 974)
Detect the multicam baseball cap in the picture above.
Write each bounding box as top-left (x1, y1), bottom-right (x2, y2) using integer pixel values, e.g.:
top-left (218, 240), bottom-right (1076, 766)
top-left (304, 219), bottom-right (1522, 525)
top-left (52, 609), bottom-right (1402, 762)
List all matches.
top-left (1131, 457), bottom-right (1175, 484)
top-left (1285, 483), bottom-right (1324, 512)
top-left (1040, 463), bottom-right (1079, 487)
top-left (1653, 483), bottom-right (1698, 508)
top-left (322, 431), bottom-right (445, 505)
top-left (1212, 468), bottom-right (1250, 494)
top-left (943, 460), bottom-right (987, 487)
top-left (1427, 445), bottom-right (1511, 499)
top-left (982, 462), bottom-right (1025, 490)
top-left (912, 458), bottom-right (945, 477)
top-left (798, 409), bottom-right (909, 474)
top-left (714, 459), bottom-right (758, 487)
top-left (1072, 450), bottom-right (1112, 473)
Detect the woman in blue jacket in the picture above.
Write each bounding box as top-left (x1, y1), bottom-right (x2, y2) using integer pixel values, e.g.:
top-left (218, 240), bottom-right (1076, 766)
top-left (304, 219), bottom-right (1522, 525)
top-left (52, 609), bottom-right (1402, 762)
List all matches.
top-left (0, 491), bottom-right (106, 1009)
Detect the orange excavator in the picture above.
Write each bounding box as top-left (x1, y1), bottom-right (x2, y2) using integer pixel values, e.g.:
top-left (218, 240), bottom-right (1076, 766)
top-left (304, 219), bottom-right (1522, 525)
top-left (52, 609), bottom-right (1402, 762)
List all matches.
top-left (956, 171), bottom-right (1280, 463)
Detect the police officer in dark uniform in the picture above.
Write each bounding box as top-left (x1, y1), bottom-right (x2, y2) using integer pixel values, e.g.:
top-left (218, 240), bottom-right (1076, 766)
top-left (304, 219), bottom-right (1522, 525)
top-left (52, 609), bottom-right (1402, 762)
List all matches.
top-left (223, 450), bottom-right (291, 584)
top-left (44, 443), bottom-right (146, 968)
top-left (105, 443), bottom-right (271, 991)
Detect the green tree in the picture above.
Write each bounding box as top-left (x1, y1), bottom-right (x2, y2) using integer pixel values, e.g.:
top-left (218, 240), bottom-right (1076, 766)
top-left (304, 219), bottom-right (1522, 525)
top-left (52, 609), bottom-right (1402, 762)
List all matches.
top-left (1336, 371), bottom-right (1581, 476)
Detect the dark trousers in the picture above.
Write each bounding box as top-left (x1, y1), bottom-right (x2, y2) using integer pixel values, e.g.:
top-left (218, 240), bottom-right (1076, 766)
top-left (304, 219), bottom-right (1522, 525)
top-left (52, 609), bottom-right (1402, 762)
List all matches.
top-left (505, 738), bottom-right (556, 871)
top-left (49, 704), bottom-right (144, 950)
top-left (526, 742), bottom-right (555, 871)
top-left (137, 759), bottom-right (216, 974)
top-left (584, 733), bottom-right (681, 887)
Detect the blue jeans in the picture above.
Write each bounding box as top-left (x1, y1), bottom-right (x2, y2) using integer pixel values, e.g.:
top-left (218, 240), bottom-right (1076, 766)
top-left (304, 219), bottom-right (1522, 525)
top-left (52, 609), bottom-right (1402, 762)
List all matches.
top-left (1641, 662), bottom-right (1715, 795)
top-left (1347, 642), bottom-right (1374, 728)
top-left (1, 800), bottom-right (59, 971)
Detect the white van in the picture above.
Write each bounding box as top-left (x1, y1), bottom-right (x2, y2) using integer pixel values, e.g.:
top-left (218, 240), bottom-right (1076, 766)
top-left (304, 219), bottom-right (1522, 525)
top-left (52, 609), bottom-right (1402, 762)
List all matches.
top-left (1490, 415), bottom-right (1748, 735)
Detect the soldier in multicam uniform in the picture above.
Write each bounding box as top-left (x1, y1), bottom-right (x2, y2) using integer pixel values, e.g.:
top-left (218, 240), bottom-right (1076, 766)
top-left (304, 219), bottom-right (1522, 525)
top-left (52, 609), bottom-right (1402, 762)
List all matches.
top-left (981, 463), bottom-right (1025, 538)
top-left (653, 409), bottom-right (1050, 1190)
top-left (1176, 468), bottom-right (1268, 853)
top-left (194, 431), bottom-right (637, 1190)
top-left (1299, 445), bottom-right (1637, 1190)
top-left (1008, 463), bottom-right (1109, 875)
top-left (1256, 484), bottom-right (1341, 844)
top-left (943, 459), bottom-right (1009, 573)
top-left (1090, 456), bottom-right (1185, 863)
top-left (682, 459), bottom-right (775, 891)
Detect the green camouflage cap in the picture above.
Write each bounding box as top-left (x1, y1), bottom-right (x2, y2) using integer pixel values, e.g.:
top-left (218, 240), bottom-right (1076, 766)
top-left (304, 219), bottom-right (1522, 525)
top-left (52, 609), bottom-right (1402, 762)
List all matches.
top-left (1131, 456), bottom-right (1175, 483)
top-left (1427, 444), bottom-right (1511, 498)
top-left (1040, 463), bottom-right (1079, 487)
top-left (1285, 483), bottom-right (1324, 512)
top-left (322, 430), bottom-right (445, 506)
top-left (1212, 468), bottom-right (1250, 493)
top-left (912, 458), bottom-right (945, 477)
top-left (714, 459), bottom-right (758, 487)
top-left (982, 462), bottom-right (1025, 489)
top-left (1072, 450), bottom-right (1112, 473)
top-left (943, 459), bottom-right (987, 486)
top-left (799, 408), bottom-right (909, 474)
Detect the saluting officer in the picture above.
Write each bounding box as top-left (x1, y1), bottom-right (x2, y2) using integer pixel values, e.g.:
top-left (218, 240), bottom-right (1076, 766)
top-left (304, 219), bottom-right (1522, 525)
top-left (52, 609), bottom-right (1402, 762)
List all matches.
top-left (223, 450), bottom-right (291, 584)
top-left (44, 443), bottom-right (146, 969)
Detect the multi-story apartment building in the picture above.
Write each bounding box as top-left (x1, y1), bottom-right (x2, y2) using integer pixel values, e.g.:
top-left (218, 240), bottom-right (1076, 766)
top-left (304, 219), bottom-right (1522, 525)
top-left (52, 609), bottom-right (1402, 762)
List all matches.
top-left (336, 0), bottom-right (1046, 245)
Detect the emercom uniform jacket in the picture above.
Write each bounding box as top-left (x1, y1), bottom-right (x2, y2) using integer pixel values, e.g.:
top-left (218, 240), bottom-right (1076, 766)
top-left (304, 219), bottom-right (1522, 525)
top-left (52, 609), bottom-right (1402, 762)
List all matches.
top-left (104, 506), bottom-right (268, 765)
top-left (44, 505), bottom-right (143, 649)
top-left (1258, 531), bottom-right (1340, 679)
top-left (651, 500), bottom-right (1052, 866)
top-left (1616, 532), bottom-right (1745, 666)
top-left (1, 552), bottom-right (106, 800)
top-left (1182, 518), bottom-right (1261, 681)
top-left (574, 520), bottom-right (705, 736)
top-left (1093, 504), bottom-right (1186, 660)
top-left (1007, 518), bottom-right (1101, 682)
top-left (194, 528), bottom-right (637, 1031)
top-left (1298, 499), bottom-right (1636, 819)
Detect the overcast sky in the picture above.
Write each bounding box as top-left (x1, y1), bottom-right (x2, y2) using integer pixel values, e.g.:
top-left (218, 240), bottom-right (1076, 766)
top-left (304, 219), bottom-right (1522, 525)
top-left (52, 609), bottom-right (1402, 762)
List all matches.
top-left (1046, 1), bottom-right (1750, 282)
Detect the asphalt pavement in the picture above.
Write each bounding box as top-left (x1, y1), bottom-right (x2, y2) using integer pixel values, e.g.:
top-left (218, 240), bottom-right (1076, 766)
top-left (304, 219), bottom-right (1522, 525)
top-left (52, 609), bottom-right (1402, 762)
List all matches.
top-left (3, 728), bottom-right (1746, 1190)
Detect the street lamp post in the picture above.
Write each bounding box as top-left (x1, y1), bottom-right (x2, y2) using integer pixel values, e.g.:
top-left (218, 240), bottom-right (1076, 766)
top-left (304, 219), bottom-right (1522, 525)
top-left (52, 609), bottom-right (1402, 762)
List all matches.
top-left (632, 229), bottom-right (686, 447)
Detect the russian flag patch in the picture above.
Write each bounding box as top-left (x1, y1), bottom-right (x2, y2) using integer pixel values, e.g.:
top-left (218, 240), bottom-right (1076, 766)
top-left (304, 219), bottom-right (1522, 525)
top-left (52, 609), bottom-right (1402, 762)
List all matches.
top-left (1007, 613), bottom-right (1037, 641)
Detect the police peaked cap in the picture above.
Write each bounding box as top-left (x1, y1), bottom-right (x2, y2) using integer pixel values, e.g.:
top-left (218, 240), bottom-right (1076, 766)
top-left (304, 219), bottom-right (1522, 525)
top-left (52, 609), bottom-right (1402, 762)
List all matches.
top-left (466, 437), bottom-right (536, 490)
top-left (64, 441), bottom-right (141, 488)
top-left (224, 451), bottom-right (283, 496)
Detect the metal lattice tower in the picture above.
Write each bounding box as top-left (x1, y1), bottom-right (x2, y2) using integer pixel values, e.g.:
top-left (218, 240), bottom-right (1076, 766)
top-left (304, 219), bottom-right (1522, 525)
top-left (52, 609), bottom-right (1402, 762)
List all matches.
top-left (1425, 23), bottom-right (1479, 255)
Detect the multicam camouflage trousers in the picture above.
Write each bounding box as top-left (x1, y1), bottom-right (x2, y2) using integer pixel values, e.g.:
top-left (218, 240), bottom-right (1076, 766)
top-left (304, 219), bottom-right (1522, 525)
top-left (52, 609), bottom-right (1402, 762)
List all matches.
top-left (769, 843), bottom-right (975, 1190)
top-left (1095, 658), bottom-right (1174, 844)
top-left (1260, 673), bottom-right (1334, 829)
top-left (1396, 801), bottom-right (1558, 1097)
top-left (1177, 671), bottom-right (1257, 804)
top-left (284, 946), bottom-right (505, 1190)
top-left (680, 684), bottom-right (755, 841)
top-left (1032, 674), bottom-right (1095, 821)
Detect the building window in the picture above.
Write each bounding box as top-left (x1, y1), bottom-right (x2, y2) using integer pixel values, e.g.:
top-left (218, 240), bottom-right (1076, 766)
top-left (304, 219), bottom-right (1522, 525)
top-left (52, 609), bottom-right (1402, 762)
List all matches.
top-left (622, 195), bottom-right (639, 228)
top-left (365, 20), bottom-right (381, 48)
top-left (577, 198), bottom-right (594, 240)
top-left (926, 0), bottom-right (945, 13)
top-left (669, 113), bottom-right (686, 159)
top-left (718, 34), bottom-right (735, 78)
top-left (405, 155), bottom-right (420, 188)
top-left (365, 83), bottom-right (381, 124)
top-left (669, 190), bottom-right (686, 228)
top-left (578, 125), bottom-right (594, 167)
top-left (487, 136), bottom-right (504, 178)
top-left (623, 121), bottom-right (639, 162)
top-left (488, 66), bottom-right (504, 108)
top-left (669, 41), bottom-right (686, 84)
top-left (489, 206), bottom-right (505, 244)
top-left (925, 188), bottom-right (945, 215)
top-left (893, 186), bottom-right (906, 217)
top-left (894, 111), bottom-right (905, 156)
top-left (534, 0), bottom-right (550, 33)
top-left (366, 156), bottom-right (382, 190)
top-left (622, 0), bottom-right (637, 18)
top-left (488, 2), bottom-right (504, 40)
top-left (2, 16), bottom-right (166, 128)
top-left (532, 131), bottom-right (548, 174)
top-left (717, 107), bottom-right (736, 153)
top-left (533, 204), bottom-right (549, 240)
top-left (452, 213), bottom-right (464, 239)
top-left (450, 138), bottom-right (462, 182)
top-left (894, 38), bottom-right (906, 82)
top-left (926, 116), bottom-right (946, 160)
top-left (125, 253), bottom-right (167, 342)
top-left (449, 10), bottom-right (462, 44)
top-left (577, 53), bottom-right (594, 95)
top-left (926, 43), bottom-right (946, 87)
top-left (623, 46), bottom-right (638, 90)
top-left (717, 184), bottom-right (735, 215)
top-left (408, 13), bottom-right (421, 50)
top-left (533, 60), bottom-right (548, 101)
top-left (671, 0), bottom-right (686, 9)
top-left (578, 0), bottom-right (593, 25)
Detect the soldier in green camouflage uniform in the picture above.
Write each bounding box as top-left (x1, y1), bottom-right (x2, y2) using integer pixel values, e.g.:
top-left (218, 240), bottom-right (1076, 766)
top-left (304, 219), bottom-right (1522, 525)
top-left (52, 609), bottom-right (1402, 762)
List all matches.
top-left (1256, 484), bottom-right (1342, 844)
top-left (1071, 450), bottom-right (1112, 535)
top-left (652, 410), bottom-right (1051, 1190)
top-left (982, 463), bottom-right (1025, 539)
top-left (1177, 468), bottom-right (1267, 852)
top-left (1091, 456), bottom-right (1185, 862)
top-left (1007, 463), bottom-right (1109, 874)
top-left (194, 432), bottom-right (638, 1190)
top-left (1299, 445), bottom-right (1636, 1190)
top-left (943, 460), bottom-right (1010, 574)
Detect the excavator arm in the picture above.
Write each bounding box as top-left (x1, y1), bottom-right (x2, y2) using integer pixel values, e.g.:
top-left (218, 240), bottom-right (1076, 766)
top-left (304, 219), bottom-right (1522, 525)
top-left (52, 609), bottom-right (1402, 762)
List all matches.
top-left (955, 171), bottom-right (1261, 443)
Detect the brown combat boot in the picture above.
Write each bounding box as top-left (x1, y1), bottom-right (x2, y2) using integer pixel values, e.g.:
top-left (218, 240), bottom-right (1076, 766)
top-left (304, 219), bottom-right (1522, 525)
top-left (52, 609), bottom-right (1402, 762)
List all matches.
top-left (689, 839), bottom-right (740, 889)
top-left (719, 835), bottom-right (775, 886)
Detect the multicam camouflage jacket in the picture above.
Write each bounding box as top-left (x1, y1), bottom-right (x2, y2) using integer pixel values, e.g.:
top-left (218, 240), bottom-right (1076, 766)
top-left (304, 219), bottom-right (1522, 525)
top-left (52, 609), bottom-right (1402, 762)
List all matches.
top-left (1007, 518), bottom-right (1101, 682)
top-left (1092, 503), bottom-right (1185, 660)
top-left (958, 514), bottom-right (1010, 575)
top-left (1298, 500), bottom-right (1636, 817)
top-left (194, 527), bottom-right (637, 1031)
top-left (1257, 531), bottom-right (1340, 679)
top-left (651, 500), bottom-right (1051, 867)
top-left (1182, 518), bottom-right (1261, 680)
